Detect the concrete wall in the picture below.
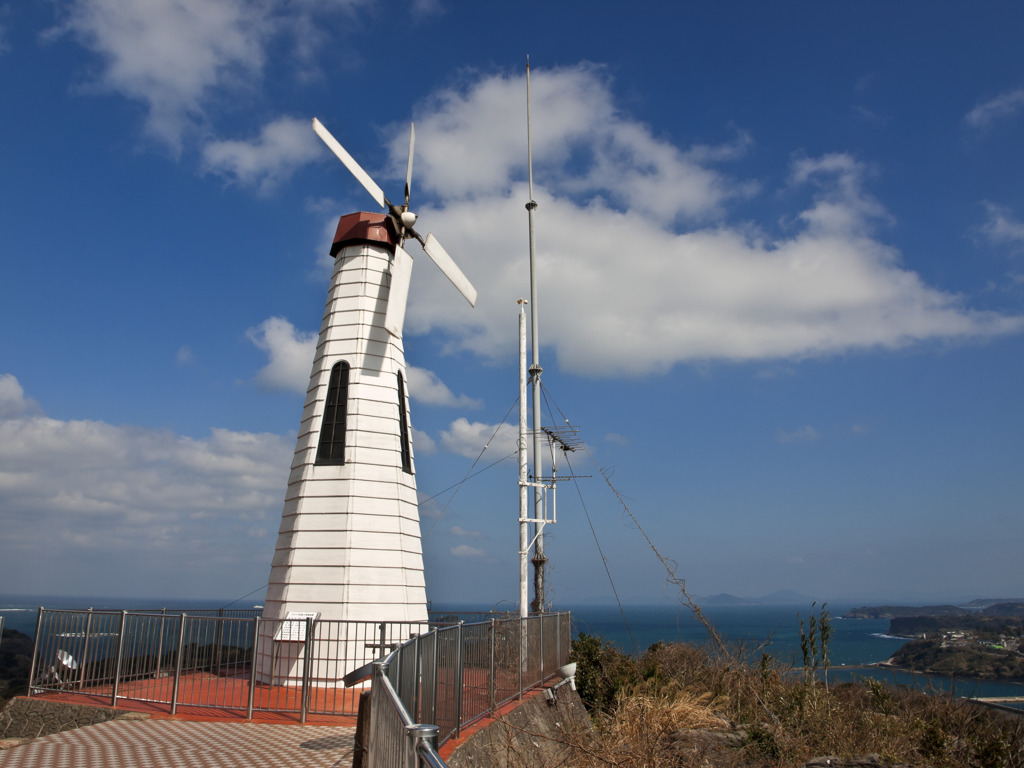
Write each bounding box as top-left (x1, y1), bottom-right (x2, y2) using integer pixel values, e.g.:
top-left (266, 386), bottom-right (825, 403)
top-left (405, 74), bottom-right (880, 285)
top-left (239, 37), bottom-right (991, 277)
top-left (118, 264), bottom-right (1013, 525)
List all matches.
top-left (444, 688), bottom-right (594, 768)
top-left (0, 697), bottom-right (146, 742)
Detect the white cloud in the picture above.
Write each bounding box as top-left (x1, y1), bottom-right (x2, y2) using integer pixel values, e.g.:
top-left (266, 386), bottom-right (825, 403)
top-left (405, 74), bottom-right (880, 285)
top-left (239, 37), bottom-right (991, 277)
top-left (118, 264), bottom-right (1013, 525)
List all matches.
top-left (0, 374), bottom-right (31, 419)
top-left (242, 324), bottom-right (483, 416)
top-left (406, 366), bottom-right (482, 408)
top-left (777, 425), bottom-right (819, 443)
top-left (386, 67), bottom-right (1022, 376)
top-left (851, 105), bottom-right (887, 127)
top-left (965, 87), bottom-right (1024, 131)
top-left (450, 543), bottom-right (488, 559)
top-left (311, 206), bottom-right (343, 278)
top-left (0, 376), bottom-right (292, 595)
top-left (439, 417), bottom-right (518, 460)
top-left (202, 116), bottom-right (322, 193)
top-left (406, 65), bottom-right (753, 223)
top-left (604, 432), bottom-right (629, 446)
top-left (979, 202), bottom-right (1024, 250)
top-left (55, 0), bottom-right (376, 153)
top-left (246, 317), bottom-right (316, 393)
top-left (57, 0), bottom-right (268, 150)
top-left (789, 153), bottom-right (890, 236)
top-left (450, 525), bottom-right (484, 539)
top-left (176, 345), bottom-right (194, 365)
top-left (410, 0), bottom-right (444, 17)
top-left (411, 427), bottom-right (436, 455)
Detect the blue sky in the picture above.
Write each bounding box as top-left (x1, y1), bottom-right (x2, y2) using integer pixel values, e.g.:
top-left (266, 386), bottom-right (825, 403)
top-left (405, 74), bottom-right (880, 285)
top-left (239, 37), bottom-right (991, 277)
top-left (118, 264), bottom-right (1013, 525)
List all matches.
top-left (1, 1), bottom-right (1023, 607)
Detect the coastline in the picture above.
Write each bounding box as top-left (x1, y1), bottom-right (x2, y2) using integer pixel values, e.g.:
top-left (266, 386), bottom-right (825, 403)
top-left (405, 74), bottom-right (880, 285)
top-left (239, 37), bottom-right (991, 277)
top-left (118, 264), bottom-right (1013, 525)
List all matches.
top-left (871, 659), bottom-right (1024, 686)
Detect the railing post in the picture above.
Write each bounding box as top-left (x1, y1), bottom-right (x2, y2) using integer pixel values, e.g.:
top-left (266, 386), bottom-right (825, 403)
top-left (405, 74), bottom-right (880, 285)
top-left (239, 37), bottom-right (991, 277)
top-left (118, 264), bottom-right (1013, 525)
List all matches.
top-left (518, 616), bottom-right (524, 701)
top-left (489, 618), bottom-right (496, 714)
top-left (413, 633), bottom-right (421, 721)
top-left (214, 607), bottom-right (224, 673)
top-left (153, 607), bottom-right (166, 680)
top-left (79, 609), bottom-right (94, 690)
top-left (300, 616), bottom-right (313, 723)
top-left (406, 724), bottom-right (439, 768)
top-left (431, 626), bottom-right (439, 728)
top-left (539, 614), bottom-right (545, 682)
top-left (454, 621), bottom-right (464, 739)
top-left (170, 613), bottom-right (187, 716)
top-left (557, 612), bottom-right (562, 666)
top-left (26, 608), bottom-right (44, 696)
top-left (392, 629), bottom-right (402, 695)
top-left (111, 610), bottom-right (128, 707)
top-left (247, 616), bottom-right (260, 720)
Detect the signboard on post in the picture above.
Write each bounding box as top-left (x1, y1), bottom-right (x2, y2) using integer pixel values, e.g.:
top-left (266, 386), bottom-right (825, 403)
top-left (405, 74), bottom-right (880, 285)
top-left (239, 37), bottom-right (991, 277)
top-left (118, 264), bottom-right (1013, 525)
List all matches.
top-left (274, 611), bottom-right (319, 642)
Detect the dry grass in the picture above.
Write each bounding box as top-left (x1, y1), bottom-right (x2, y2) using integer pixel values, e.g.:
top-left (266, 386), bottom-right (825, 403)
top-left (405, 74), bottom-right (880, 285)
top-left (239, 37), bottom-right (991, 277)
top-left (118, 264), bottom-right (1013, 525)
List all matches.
top-left (560, 636), bottom-right (1024, 768)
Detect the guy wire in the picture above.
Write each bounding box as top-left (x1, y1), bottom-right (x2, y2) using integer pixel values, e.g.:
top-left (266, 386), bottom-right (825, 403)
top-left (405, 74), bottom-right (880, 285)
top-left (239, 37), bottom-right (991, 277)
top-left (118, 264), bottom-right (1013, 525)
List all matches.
top-left (422, 396), bottom-right (520, 540)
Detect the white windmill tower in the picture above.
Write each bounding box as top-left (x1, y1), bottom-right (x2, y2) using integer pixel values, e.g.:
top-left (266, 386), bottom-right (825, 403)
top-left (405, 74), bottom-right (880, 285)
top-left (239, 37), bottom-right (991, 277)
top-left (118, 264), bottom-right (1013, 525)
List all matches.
top-left (257, 118), bottom-right (477, 684)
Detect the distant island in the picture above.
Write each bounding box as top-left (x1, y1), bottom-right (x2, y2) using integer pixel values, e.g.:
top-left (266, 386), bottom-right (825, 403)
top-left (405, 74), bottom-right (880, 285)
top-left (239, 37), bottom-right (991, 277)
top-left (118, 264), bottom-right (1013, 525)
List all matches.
top-left (843, 598), bottom-right (1024, 620)
top-left (698, 590), bottom-right (815, 606)
top-left (844, 600), bottom-right (1024, 681)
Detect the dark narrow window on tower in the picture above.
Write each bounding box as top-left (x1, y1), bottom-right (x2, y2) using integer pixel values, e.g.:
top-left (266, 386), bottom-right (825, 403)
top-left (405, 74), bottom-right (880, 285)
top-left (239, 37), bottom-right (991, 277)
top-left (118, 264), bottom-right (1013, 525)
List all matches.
top-left (316, 361), bottom-right (350, 465)
top-left (397, 372), bottom-right (413, 474)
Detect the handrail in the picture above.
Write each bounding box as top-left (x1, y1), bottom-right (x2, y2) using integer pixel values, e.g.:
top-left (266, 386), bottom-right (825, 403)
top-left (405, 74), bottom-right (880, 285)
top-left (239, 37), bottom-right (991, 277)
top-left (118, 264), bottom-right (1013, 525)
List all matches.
top-left (26, 605), bottom-right (572, 767)
top-left (368, 611), bottom-right (572, 767)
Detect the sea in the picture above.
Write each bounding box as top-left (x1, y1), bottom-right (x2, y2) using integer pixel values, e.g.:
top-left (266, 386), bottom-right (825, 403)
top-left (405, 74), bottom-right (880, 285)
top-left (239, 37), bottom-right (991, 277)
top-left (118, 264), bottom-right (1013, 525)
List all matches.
top-left (4, 595), bottom-right (1024, 706)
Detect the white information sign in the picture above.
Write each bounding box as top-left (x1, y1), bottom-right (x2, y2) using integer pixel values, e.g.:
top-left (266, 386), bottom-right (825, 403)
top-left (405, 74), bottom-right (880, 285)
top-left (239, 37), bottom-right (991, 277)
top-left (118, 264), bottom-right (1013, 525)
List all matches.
top-left (273, 611), bottom-right (319, 642)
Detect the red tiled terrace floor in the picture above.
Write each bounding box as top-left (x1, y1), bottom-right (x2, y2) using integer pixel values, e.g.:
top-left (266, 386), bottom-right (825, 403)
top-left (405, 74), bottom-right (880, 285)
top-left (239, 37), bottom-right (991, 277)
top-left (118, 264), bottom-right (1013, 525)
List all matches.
top-left (27, 669), bottom-right (360, 725)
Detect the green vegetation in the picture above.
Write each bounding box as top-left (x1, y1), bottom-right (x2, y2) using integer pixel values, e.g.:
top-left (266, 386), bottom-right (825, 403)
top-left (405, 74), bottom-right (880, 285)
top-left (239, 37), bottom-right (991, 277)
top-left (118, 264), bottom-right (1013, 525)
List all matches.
top-left (842, 602), bottom-right (1024, 683)
top-left (843, 602), bottom-right (1024, 625)
top-left (844, 605), bottom-right (970, 620)
top-left (890, 615), bottom-right (1024, 638)
top-left (0, 629), bottom-right (33, 706)
top-left (566, 626), bottom-right (1024, 767)
top-left (892, 636), bottom-right (1024, 682)
top-left (798, 602), bottom-right (832, 687)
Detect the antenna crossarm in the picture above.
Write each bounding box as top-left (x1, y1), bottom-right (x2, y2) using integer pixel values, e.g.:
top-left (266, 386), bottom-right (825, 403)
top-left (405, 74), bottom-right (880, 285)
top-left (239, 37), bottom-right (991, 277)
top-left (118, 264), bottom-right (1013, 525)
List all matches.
top-left (519, 519), bottom-right (550, 553)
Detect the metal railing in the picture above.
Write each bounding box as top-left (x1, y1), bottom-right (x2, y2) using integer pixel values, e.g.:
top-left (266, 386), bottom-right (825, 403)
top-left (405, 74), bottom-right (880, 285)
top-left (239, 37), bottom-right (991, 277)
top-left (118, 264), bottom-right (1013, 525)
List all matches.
top-left (27, 605), bottom-right (572, 765)
top-left (27, 607), bottom-right (445, 721)
top-left (368, 612), bottom-right (572, 768)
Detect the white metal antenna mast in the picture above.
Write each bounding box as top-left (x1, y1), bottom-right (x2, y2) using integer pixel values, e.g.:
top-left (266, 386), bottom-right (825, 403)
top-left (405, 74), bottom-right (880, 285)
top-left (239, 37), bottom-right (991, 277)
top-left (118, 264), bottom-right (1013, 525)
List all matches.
top-left (526, 57), bottom-right (547, 613)
top-left (518, 299), bottom-right (529, 618)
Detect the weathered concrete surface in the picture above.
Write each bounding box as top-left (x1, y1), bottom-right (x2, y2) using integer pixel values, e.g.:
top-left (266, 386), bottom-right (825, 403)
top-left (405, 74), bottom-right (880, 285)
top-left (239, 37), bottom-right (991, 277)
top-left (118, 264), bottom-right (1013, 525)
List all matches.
top-left (0, 697), bottom-right (147, 741)
top-left (445, 688), bottom-right (594, 768)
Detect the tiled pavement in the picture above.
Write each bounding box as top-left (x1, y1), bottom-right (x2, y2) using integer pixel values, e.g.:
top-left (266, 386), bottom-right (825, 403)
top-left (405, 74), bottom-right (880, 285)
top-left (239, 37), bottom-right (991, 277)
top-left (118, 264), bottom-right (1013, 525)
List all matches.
top-left (0, 720), bottom-right (356, 768)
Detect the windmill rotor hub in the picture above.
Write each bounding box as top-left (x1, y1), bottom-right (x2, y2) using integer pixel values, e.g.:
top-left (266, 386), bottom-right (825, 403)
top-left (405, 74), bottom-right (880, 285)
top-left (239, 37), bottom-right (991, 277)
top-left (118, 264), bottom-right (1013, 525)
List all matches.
top-left (312, 115), bottom-right (478, 326)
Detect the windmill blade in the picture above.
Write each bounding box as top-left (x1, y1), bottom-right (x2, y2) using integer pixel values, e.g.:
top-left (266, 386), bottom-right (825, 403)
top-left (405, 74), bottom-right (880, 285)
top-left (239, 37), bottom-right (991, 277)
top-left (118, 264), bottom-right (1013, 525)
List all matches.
top-left (313, 118), bottom-right (388, 210)
top-left (404, 123), bottom-right (415, 209)
top-left (384, 245), bottom-right (414, 338)
top-left (422, 233), bottom-right (478, 307)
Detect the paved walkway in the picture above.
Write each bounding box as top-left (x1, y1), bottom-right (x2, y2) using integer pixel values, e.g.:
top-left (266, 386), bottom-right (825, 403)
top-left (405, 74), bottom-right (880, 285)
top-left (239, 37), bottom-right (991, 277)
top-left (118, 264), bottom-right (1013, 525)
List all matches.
top-left (0, 720), bottom-right (356, 768)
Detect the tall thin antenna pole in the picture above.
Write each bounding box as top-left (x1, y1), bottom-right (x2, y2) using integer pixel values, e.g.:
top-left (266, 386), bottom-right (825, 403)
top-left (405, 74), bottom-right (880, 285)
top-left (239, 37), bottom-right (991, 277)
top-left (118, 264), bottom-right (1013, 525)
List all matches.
top-left (526, 56), bottom-right (547, 613)
top-left (518, 300), bottom-right (529, 619)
